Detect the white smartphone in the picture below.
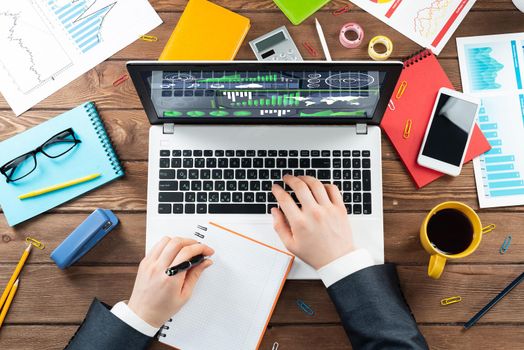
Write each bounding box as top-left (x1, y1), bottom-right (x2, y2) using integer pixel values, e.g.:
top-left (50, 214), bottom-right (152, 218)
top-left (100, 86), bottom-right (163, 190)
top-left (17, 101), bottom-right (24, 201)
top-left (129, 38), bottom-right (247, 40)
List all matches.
top-left (417, 87), bottom-right (480, 176)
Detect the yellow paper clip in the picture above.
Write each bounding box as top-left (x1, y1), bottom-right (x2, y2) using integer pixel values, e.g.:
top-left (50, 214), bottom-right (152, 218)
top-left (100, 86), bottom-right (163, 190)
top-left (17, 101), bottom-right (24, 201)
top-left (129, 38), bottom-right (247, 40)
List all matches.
top-left (403, 119), bottom-right (412, 139)
top-left (441, 296), bottom-right (462, 306)
top-left (140, 35), bottom-right (158, 42)
top-left (396, 81), bottom-right (408, 99)
top-left (482, 224), bottom-right (496, 234)
top-left (25, 237), bottom-right (45, 250)
top-left (272, 342), bottom-right (279, 350)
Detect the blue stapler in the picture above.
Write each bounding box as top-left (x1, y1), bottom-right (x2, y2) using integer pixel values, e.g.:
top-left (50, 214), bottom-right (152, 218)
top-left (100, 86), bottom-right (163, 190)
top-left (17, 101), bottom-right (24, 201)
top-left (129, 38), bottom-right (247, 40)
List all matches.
top-left (51, 209), bottom-right (119, 269)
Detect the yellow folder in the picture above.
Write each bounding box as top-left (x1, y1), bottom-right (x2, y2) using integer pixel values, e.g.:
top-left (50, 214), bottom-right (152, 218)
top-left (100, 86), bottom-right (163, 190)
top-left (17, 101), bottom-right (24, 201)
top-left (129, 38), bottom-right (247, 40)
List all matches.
top-left (159, 0), bottom-right (250, 61)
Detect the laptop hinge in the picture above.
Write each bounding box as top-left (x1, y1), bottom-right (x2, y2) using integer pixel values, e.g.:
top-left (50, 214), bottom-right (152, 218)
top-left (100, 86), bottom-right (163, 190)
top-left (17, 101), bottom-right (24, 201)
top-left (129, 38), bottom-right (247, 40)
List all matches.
top-left (163, 123), bottom-right (175, 134)
top-left (356, 123), bottom-right (368, 135)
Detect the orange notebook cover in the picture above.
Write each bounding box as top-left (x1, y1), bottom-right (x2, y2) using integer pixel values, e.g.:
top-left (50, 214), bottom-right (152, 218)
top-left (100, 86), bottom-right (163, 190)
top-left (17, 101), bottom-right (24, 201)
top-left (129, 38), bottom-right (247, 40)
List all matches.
top-left (381, 50), bottom-right (491, 188)
top-left (159, 0), bottom-right (250, 61)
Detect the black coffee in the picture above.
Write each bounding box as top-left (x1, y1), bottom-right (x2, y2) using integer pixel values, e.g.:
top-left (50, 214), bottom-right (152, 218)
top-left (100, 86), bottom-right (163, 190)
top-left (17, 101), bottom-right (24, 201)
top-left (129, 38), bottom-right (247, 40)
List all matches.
top-left (427, 208), bottom-right (474, 255)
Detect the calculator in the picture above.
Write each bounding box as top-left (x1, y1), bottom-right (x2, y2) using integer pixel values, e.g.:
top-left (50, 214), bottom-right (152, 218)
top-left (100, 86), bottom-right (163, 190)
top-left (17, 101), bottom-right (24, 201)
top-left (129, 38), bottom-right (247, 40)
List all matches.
top-left (249, 26), bottom-right (303, 61)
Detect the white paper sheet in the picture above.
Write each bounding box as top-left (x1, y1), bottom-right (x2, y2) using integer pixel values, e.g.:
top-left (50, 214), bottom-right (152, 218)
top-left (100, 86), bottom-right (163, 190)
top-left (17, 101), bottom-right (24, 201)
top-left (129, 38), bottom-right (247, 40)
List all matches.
top-left (0, 0), bottom-right (162, 115)
top-left (457, 33), bottom-right (524, 208)
top-left (349, 0), bottom-right (476, 54)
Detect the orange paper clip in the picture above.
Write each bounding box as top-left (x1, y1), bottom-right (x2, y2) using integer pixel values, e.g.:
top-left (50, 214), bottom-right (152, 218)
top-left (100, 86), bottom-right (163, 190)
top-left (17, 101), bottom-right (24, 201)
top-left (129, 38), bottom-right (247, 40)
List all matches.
top-left (333, 4), bottom-right (351, 16)
top-left (113, 74), bottom-right (129, 87)
top-left (140, 35), bottom-right (158, 42)
top-left (302, 41), bottom-right (318, 57)
top-left (396, 81), bottom-right (408, 99)
top-left (403, 119), bottom-right (412, 139)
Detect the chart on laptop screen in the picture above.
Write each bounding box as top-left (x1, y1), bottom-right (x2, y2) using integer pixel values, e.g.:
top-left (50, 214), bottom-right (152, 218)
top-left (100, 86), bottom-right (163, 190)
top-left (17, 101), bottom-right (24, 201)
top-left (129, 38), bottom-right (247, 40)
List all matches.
top-left (144, 70), bottom-right (385, 119)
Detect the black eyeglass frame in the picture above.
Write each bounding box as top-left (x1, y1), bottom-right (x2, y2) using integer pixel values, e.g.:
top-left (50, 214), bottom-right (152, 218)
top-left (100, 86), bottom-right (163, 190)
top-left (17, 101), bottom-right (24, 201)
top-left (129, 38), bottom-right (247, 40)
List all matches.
top-left (0, 128), bottom-right (81, 183)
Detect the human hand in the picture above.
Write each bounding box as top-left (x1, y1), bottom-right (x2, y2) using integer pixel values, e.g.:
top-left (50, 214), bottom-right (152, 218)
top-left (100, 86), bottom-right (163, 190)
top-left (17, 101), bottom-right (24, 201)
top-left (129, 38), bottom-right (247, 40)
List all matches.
top-left (271, 175), bottom-right (354, 270)
top-left (127, 237), bottom-right (214, 328)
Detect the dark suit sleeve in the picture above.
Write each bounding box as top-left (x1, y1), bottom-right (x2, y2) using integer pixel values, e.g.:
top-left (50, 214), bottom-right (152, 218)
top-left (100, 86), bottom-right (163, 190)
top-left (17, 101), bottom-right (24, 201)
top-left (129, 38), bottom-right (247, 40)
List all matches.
top-left (327, 264), bottom-right (428, 350)
top-left (65, 298), bottom-right (154, 350)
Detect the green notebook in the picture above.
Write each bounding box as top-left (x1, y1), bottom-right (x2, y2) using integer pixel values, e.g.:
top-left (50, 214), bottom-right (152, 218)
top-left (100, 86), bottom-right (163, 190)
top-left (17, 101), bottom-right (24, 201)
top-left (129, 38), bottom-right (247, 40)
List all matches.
top-left (273, 0), bottom-right (331, 25)
top-left (0, 102), bottom-right (124, 226)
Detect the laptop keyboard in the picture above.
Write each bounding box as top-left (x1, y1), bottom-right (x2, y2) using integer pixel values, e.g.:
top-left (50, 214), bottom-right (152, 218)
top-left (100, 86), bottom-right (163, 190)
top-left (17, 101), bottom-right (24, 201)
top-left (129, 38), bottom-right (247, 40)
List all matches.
top-left (157, 149), bottom-right (372, 215)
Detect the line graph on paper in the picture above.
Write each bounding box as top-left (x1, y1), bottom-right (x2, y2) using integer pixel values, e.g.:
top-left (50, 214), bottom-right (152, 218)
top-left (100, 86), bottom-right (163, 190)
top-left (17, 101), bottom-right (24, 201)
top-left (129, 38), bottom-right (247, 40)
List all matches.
top-left (47, 0), bottom-right (117, 54)
top-left (413, 0), bottom-right (453, 39)
top-left (0, 1), bottom-right (72, 93)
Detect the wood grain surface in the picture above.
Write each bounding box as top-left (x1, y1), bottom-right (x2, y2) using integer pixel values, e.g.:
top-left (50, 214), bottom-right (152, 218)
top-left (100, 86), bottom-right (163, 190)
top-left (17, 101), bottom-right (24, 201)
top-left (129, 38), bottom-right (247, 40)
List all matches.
top-left (0, 1), bottom-right (523, 349)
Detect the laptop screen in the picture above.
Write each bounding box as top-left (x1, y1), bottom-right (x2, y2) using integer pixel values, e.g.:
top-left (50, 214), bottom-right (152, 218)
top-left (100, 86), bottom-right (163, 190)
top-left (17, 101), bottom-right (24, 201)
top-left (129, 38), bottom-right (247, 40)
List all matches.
top-left (141, 69), bottom-right (387, 119)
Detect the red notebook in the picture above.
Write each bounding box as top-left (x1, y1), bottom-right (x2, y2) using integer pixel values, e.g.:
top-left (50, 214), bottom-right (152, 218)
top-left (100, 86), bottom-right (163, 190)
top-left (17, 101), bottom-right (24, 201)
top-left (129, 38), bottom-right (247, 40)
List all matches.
top-left (381, 50), bottom-right (491, 188)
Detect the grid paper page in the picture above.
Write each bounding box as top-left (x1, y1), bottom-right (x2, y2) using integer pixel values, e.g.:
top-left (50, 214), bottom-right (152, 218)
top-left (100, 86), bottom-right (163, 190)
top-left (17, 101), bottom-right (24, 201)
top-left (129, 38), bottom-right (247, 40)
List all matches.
top-left (159, 223), bottom-right (293, 350)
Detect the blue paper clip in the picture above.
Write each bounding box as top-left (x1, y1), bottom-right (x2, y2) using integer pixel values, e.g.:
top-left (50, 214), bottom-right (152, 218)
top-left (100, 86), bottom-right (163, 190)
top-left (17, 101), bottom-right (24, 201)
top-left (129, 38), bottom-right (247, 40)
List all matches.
top-left (296, 299), bottom-right (315, 316)
top-left (500, 235), bottom-right (512, 254)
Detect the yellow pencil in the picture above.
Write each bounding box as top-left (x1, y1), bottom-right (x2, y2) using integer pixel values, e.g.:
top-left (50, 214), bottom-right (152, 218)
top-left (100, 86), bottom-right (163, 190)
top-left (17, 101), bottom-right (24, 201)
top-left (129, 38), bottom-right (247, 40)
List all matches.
top-left (18, 173), bottom-right (101, 200)
top-left (0, 244), bottom-right (31, 311)
top-left (0, 279), bottom-right (19, 329)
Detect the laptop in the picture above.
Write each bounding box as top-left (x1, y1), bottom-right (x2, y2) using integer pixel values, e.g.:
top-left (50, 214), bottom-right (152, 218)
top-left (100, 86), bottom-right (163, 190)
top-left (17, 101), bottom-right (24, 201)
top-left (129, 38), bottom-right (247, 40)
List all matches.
top-left (127, 61), bottom-right (403, 279)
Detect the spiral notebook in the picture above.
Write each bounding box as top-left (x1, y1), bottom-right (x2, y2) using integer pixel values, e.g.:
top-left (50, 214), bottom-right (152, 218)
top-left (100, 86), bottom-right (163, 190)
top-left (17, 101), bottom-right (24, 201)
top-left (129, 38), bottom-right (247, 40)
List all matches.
top-left (155, 222), bottom-right (294, 350)
top-left (0, 102), bottom-right (124, 226)
top-left (381, 49), bottom-right (491, 188)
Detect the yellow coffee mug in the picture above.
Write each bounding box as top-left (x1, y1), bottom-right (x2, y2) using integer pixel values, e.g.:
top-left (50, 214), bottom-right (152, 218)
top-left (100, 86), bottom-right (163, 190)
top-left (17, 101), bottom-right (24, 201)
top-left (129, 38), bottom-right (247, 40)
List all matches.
top-left (420, 202), bottom-right (494, 279)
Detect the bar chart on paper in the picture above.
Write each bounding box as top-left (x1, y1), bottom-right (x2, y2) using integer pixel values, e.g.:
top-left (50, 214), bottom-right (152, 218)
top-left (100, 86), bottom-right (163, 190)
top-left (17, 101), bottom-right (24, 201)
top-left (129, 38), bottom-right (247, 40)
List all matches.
top-left (474, 94), bottom-right (524, 207)
top-left (47, 0), bottom-right (117, 54)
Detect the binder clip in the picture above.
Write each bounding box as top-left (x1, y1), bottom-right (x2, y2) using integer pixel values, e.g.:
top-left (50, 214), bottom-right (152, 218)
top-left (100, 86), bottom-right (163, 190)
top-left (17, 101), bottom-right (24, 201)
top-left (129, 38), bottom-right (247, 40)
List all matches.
top-left (272, 342), bottom-right (279, 350)
top-left (51, 209), bottom-right (119, 269)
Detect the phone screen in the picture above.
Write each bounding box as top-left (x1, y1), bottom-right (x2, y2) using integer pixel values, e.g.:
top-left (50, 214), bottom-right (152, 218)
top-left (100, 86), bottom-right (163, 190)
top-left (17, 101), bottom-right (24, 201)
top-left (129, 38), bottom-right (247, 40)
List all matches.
top-left (421, 93), bottom-right (478, 166)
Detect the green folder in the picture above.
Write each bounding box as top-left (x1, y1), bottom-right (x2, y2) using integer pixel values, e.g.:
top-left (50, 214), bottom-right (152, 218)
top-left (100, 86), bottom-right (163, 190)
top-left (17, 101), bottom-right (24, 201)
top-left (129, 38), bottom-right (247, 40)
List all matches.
top-left (273, 0), bottom-right (332, 25)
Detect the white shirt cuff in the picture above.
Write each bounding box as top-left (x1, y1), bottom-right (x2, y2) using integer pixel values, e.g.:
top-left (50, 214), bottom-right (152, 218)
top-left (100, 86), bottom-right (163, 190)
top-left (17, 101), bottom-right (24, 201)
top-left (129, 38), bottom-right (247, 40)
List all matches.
top-left (111, 301), bottom-right (160, 337)
top-left (317, 249), bottom-right (375, 288)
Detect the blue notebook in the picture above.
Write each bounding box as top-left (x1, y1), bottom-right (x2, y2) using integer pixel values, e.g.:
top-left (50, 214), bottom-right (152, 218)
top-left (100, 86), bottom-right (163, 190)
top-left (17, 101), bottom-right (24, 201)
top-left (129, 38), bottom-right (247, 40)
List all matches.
top-left (0, 102), bottom-right (124, 226)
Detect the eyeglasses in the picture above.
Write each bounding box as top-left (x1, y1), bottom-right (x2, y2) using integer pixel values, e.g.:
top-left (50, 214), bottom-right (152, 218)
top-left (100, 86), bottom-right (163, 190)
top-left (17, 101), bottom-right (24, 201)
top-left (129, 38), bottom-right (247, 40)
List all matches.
top-left (1, 128), bottom-right (81, 183)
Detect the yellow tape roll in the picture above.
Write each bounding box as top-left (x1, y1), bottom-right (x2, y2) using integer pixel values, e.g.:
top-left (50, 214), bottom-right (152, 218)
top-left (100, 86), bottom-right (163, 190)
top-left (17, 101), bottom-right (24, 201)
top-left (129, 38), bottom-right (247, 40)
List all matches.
top-left (368, 35), bottom-right (393, 61)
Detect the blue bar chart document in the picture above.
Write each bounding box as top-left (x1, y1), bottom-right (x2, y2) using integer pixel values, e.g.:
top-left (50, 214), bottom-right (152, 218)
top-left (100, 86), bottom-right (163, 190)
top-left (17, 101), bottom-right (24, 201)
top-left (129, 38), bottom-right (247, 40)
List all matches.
top-left (458, 33), bottom-right (524, 208)
top-left (0, 0), bottom-right (161, 115)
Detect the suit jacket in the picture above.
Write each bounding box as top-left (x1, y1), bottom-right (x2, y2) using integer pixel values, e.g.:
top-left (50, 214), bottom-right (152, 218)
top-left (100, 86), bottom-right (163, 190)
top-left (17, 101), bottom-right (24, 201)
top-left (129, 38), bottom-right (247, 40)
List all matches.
top-left (327, 264), bottom-right (428, 350)
top-left (66, 264), bottom-right (427, 350)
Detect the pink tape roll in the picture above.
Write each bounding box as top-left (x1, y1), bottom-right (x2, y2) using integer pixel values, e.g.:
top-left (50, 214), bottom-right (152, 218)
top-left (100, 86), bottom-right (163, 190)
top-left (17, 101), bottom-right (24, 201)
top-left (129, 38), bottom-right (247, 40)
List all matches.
top-left (339, 23), bottom-right (364, 49)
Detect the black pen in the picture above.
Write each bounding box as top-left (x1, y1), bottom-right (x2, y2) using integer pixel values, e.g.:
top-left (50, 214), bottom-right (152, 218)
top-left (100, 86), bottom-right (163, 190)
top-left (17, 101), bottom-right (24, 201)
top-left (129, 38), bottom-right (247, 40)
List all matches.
top-left (165, 254), bottom-right (206, 276)
top-left (464, 272), bottom-right (524, 329)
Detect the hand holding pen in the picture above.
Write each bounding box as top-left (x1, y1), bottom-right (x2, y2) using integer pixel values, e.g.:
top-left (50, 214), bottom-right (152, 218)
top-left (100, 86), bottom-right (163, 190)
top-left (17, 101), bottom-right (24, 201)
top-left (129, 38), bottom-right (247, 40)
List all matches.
top-left (127, 237), bottom-right (214, 328)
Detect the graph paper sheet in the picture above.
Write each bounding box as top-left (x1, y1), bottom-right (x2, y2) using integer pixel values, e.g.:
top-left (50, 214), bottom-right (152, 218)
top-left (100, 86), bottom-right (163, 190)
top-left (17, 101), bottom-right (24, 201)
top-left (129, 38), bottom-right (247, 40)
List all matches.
top-left (348, 0), bottom-right (476, 54)
top-left (0, 0), bottom-right (161, 115)
top-left (151, 222), bottom-right (294, 350)
top-left (457, 33), bottom-right (524, 208)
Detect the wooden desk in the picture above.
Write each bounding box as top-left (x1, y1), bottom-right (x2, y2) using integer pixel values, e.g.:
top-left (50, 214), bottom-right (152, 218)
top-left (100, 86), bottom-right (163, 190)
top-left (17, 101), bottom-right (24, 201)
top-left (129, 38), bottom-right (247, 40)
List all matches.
top-left (1, 1), bottom-right (523, 349)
